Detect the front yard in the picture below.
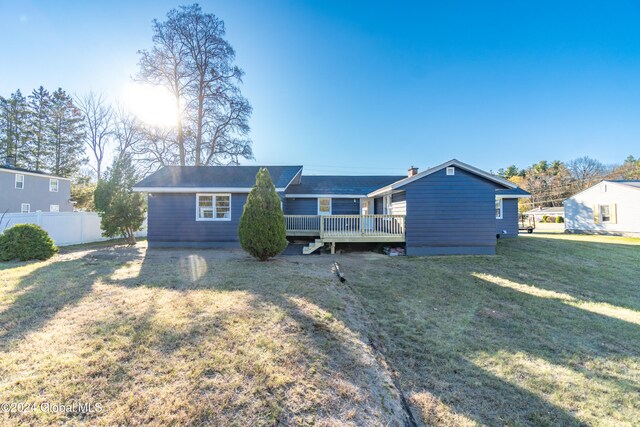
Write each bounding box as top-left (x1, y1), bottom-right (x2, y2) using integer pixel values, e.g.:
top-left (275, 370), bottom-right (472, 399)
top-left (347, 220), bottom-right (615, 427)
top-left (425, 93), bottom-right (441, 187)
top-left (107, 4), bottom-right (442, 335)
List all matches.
top-left (1, 233), bottom-right (639, 425)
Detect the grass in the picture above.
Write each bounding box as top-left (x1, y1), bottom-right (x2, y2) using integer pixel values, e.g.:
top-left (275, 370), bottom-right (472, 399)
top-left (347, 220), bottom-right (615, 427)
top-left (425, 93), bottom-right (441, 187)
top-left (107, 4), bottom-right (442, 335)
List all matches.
top-left (0, 233), bottom-right (639, 425)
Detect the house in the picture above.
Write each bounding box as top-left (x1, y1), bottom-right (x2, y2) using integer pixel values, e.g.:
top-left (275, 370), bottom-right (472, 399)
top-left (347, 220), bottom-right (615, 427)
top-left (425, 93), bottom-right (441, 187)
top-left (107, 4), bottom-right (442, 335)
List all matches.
top-left (0, 156), bottom-right (73, 214)
top-left (133, 159), bottom-right (531, 255)
top-left (564, 180), bottom-right (640, 237)
top-left (523, 206), bottom-right (564, 222)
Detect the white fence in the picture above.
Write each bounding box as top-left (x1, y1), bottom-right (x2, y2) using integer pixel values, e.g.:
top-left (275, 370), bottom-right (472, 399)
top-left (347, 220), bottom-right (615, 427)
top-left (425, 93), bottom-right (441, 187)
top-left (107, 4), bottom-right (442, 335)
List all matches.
top-left (0, 212), bottom-right (147, 246)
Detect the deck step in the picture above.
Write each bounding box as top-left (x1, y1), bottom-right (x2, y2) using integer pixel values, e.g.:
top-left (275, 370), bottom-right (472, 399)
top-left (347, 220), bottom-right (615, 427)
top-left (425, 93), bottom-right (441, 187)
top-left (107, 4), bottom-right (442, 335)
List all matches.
top-left (302, 239), bottom-right (324, 255)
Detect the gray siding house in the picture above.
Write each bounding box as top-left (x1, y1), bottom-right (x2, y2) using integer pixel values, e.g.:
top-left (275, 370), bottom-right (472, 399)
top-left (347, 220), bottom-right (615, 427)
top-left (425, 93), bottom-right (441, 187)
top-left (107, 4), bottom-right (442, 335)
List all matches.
top-left (564, 180), bottom-right (640, 236)
top-left (133, 159), bottom-right (530, 255)
top-left (0, 164), bottom-right (73, 214)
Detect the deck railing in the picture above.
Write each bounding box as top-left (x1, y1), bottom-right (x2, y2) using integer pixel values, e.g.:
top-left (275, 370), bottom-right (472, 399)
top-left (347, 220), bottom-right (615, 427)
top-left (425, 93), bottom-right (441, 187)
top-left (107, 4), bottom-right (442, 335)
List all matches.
top-left (285, 215), bottom-right (321, 234)
top-left (284, 214), bottom-right (405, 239)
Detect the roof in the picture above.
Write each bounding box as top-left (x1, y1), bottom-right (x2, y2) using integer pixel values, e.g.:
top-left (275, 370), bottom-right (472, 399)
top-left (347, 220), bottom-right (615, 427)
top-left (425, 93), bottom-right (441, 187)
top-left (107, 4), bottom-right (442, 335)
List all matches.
top-left (133, 165), bottom-right (303, 192)
top-left (496, 187), bottom-right (531, 198)
top-left (0, 165), bottom-right (71, 181)
top-left (608, 180), bottom-right (640, 190)
top-left (286, 175), bottom-right (406, 197)
top-left (524, 206), bottom-right (564, 215)
top-left (368, 159), bottom-right (519, 197)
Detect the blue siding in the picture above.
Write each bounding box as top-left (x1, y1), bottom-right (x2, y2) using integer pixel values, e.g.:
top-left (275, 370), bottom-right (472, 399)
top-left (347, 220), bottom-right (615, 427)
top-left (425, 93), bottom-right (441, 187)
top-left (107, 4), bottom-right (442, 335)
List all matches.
top-left (284, 197), bottom-right (359, 215)
top-left (285, 198), bottom-right (317, 215)
top-left (497, 198), bottom-right (519, 237)
top-left (374, 197), bottom-right (383, 214)
top-left (148, 193), bottom-right (246, 247)
top-left (404, 168), bottom-right (498, 255)
top-left (332, 198), bottom-right (360, 215)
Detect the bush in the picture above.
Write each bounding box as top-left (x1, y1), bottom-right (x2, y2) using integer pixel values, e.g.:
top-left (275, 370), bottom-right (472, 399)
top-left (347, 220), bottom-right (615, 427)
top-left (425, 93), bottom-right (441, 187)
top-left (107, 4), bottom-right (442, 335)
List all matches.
top-left (556, 216), bottom-right (564, 223)
top-left (0, 224), bottom-right (58, 261)
top-left (238, 168), bottom-right (288, 261)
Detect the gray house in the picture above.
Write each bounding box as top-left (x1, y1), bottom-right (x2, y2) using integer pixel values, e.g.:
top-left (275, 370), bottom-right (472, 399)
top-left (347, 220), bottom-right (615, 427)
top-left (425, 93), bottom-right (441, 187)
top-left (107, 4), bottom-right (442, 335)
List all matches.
top-left (564, 180), bottom-right (640, 237)
top-left (0, 161), bottom-right (73, 214)
top-left (133, 159), bottom-right (530, 255)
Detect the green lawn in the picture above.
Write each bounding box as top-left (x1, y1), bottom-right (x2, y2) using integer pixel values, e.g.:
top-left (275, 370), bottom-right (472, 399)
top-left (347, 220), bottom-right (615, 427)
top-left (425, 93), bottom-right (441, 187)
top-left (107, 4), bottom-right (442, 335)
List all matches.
top-left (0, 233), bottom-right (639, 426)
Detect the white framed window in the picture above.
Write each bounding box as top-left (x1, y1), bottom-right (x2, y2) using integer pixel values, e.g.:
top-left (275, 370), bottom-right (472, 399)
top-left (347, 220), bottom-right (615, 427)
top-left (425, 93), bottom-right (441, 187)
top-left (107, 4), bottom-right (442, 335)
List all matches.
top-left (318, 197), bottom-right (331, 215)
top-left (600, 205), bottom-right (610, 223)
top-left (446, 167), bottom-right (455, 176)
top-left (49, 178), bottom-right (59, 192)
top-left (50, 205), bottom-right (59, 212)
top-left (21, 203), bottom-right (30, 213)
top-left (495, 198), bottom-right (503, 219)
top-left (383, 195), bottom-right (393, 215)
top-left (15, 174), bottom-right (24, 189)
top-left (196, 193), bottom-right (231, 221)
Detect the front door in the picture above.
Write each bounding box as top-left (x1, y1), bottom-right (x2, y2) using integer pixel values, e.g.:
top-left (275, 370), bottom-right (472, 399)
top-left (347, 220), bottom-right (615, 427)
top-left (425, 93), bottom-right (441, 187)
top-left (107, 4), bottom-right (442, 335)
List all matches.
top-left (361, 198), bottom-right (374, 231)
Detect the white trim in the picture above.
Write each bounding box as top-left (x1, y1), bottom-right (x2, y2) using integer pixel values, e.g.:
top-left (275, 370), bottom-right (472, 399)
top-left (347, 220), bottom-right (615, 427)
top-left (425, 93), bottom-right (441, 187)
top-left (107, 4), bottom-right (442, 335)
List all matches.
top-left (367, 159), bottom-right (518, 197)
top-left (0, 167), bottom-right (71, 181)
top-left (15, 173), bottom-right (24, 189)
top-left (50, 204), bottom-right (60, 212)
top-left (284, 167), bottom-right (304, 189)
top-left (496, 194), bottom-right (531, 199)
top-left (134, 186), bottom-right (286, 193)
top-left (446, 167), bottom-right (455, 176)
top-left (49, 178), bottom-right (59, 192)
top-left (21, 203), bottom-right (30, 213)
top-left (495, 198), bottom-right (503, 220)
top-left (317, 197), bottom-right (332, 215)
top-left (196, 193), bottom-right (232, 221)
top-left (285, 193), bottom-right (366, 199)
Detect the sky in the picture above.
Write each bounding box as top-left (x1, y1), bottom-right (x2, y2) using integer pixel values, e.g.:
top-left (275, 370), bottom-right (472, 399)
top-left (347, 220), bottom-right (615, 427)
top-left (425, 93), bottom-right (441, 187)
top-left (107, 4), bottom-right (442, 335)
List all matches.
top-left (1, 0), bottom-right (639, 175)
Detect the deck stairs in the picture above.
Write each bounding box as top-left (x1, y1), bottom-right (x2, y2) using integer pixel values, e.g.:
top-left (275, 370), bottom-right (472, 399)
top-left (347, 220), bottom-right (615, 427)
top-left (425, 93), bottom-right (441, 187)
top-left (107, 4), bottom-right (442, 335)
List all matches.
top-left (303, 239), bottom-right (325, 255)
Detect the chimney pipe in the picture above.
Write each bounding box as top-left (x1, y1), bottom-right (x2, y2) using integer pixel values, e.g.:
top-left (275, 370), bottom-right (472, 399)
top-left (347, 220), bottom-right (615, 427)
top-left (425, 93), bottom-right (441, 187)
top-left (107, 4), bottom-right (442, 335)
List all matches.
top-left (408, 166), bottom-right (418, 177)
top-left (5, 154), bottom-right (15, 168)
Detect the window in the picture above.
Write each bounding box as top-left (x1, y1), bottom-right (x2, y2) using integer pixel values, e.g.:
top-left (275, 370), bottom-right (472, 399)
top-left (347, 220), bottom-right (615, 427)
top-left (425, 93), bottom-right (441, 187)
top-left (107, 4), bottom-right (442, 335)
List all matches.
top-left (196, 194), bottom-right (231, 221)
top-left (15, 174), bottom-right (24, 189)
top-left (50, 205), bottom-right (59, 212)
top-left (446, 167), bottom-right (455, 176)
top-left (496, 199), bottom-right (503, 219)
top-left (21, 203), bottom-right (30, 213)
top-left (318, 198), bottom-right (331, 215)
top-left (600, 205), bottom-right (610, 223)
top-left (49, 179), bottom-right (59, 192)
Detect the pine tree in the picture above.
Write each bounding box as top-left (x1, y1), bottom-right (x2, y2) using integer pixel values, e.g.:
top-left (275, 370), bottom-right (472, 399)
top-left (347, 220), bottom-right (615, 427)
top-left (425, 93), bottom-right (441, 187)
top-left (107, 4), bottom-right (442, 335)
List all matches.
top-left (94, 154), bottom-right (146, 245)
top-left (25, 86), bottom-right (52, 171)
top-left (238, 168), bottom-right (287, 260)
top-left (0, 90), bottom-right (29, 167)
top-left (48, 88), bottom-right (86, 176)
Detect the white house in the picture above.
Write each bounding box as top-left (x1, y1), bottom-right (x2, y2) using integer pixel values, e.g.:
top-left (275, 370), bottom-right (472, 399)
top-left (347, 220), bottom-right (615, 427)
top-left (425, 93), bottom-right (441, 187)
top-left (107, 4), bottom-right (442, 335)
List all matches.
top-left (564, 180), bottom-right (640, 236)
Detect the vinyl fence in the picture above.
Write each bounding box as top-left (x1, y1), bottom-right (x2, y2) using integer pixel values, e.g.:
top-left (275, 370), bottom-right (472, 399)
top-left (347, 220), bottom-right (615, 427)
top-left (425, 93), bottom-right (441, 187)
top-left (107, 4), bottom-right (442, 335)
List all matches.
top-left (0, 212), bottom-right (147, 246)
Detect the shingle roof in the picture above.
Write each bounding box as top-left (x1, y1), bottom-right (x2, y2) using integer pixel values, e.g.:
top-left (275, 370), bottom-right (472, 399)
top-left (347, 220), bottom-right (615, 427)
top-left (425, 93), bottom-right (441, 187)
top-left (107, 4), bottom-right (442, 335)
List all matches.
top-left (609, 180), bottom-right (640, 190)
top-left (524, 206), bottom-right (564, 215)
top-left (286, 175), bottom-right (406, 195)
top-left (0, 165), bottom-right (69, 180)
top-left (134, 165), bottom-right (303, 189)
top-left (496, 187), bottom-right (531, 197)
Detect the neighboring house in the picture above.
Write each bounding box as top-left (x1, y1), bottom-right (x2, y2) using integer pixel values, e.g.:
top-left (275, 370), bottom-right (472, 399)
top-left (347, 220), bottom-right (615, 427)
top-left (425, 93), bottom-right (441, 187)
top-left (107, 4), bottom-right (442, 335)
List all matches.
top-left (524, 206), bottom-right (564, 222)
top-left (0, 158), bottom-right (73, 214)
top-left (564, 180), bottom-right (640, 237)
top-left (133, 159), bottom-right (531, 255)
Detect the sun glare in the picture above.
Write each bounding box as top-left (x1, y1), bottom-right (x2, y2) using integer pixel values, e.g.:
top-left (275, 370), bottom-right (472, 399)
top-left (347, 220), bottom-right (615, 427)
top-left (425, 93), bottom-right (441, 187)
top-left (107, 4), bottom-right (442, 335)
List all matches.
top-left (122, 83), bottom-right (179, 128)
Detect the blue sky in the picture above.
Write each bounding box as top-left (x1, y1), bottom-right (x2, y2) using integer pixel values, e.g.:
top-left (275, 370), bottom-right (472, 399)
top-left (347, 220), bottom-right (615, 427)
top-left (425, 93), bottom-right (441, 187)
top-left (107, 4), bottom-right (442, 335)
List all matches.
top-left (1, 1), bottom-right (639, 175)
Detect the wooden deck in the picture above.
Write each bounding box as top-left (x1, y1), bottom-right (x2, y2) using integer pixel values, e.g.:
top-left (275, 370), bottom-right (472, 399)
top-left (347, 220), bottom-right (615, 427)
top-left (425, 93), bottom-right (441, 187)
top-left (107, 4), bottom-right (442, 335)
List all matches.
top-left (285, 214), bottom-right (406, 243)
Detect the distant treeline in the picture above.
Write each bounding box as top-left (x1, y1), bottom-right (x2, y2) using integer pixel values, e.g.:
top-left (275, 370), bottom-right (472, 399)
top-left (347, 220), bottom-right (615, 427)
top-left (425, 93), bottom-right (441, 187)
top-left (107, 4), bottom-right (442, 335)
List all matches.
top-left (497, 156), bottom-right (640, 210)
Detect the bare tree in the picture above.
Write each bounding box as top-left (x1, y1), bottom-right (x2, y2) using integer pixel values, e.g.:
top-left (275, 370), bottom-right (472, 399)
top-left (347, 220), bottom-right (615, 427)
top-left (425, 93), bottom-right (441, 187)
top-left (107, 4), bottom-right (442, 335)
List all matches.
top-left (77, 92), bottom-right (113, 179)
top-left (567, 156), bottom-right (606, 191)
top-left (136, 4), bottom-right (252, 166)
